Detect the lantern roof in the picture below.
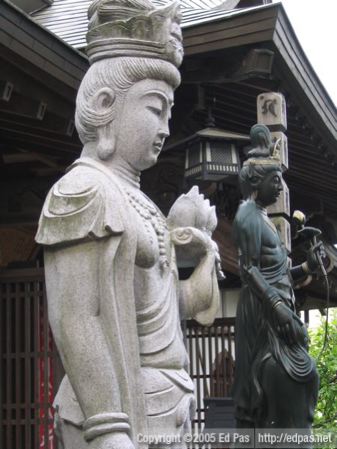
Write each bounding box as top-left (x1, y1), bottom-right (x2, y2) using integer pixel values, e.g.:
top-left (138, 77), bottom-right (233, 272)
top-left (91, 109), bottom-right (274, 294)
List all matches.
top-left (165, 128), bottom-right (249, 152)
top-left (196, 127), bottom-right (249, 141)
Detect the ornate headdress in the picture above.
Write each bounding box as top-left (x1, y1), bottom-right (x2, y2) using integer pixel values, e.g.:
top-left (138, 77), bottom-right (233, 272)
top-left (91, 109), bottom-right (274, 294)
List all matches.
top-left (86, 0), bottom-right (183, 67)
top-left (243, 123), bottom-right (281, 167)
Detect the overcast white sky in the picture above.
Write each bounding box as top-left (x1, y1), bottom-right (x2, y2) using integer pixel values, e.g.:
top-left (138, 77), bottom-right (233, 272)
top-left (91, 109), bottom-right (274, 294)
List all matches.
top-left (274, 0), bottom-right (337, 107)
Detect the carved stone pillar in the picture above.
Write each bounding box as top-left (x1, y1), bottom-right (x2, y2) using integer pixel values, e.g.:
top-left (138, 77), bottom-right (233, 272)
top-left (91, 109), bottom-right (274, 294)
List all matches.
top-left (257, 92), bottom-right (291, 254)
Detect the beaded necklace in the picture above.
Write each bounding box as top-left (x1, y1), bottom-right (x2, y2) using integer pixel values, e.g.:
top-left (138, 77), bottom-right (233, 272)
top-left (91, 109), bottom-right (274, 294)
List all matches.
top-left (126, 190), bottom-right (169, 270)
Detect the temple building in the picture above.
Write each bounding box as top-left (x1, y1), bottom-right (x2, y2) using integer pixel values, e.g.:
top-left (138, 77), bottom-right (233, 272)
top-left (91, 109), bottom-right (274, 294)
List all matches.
top-left (0, 0), bottom-right (336, 447)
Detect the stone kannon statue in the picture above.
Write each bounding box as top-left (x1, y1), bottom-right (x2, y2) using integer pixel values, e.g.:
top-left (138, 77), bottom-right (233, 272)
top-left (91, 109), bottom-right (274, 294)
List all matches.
top-left (232, 124), bottom-right (321, 429)
top-left (35, 1), bottom-right (221, 448)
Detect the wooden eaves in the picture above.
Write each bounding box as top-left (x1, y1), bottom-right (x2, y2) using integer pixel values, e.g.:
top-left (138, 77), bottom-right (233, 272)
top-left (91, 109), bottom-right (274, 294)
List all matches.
top-left (0, 0), bottom-right (88, 228)
top-left (173, 2), bottom-right (337, 221)
top-left (182, 2), bottom-right (336, 154)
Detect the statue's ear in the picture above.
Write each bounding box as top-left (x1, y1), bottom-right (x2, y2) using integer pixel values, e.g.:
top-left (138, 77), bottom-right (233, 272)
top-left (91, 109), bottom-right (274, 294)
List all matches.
top-left (93, 87), bottom-right (116, 112)
top-left (93, 88), bottom-right (117, 160)
top-left (249, 175), bottom-right (261, 192)
top-left (97, 125), bottom-right (116, 160)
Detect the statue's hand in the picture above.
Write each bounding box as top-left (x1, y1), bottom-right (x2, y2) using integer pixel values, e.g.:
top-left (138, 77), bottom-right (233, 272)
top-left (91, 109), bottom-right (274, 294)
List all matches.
top-left (306, 241), bottom-right (326, 274)
top-left (171, 227), bottom-right (225, 280)
top-left (213, 240), bottom-right (225, 280)
top-left (272, 302), bottom-right (298, 346)
top-left (170, 226), bottom-right (214, 257)
top-left (89, 432), bottom-right (135, 449)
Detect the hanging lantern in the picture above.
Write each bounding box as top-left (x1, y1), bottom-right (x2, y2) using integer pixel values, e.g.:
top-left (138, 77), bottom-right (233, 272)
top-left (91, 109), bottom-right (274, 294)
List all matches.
top-left (183, 127), bottom-right (248, 183)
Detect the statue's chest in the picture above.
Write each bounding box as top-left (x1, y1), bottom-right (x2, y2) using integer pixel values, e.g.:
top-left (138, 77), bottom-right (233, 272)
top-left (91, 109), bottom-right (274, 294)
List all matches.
top-left (126, 190), bottom-right (171, 270)
top-left (261, 214), bottom-right (281, 246)
top-left (260, 216), bottom-right (286, 263)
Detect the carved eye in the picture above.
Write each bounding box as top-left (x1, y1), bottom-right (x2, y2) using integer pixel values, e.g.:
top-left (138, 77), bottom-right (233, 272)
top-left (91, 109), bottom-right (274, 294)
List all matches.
top-left (147, 105), bottom-right (162, 117)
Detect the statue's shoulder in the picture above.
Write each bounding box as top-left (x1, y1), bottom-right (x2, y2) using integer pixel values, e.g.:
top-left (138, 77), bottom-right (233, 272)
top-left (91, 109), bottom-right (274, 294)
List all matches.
top-left (35, 162), bottom-right (125, 247)
top-left (233, 200), bottom-right (263, 257)
top-left (234, 200), bottom-right (260, 230)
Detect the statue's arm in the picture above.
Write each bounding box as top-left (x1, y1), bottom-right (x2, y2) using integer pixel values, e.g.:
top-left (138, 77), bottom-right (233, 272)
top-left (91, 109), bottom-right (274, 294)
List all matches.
top-left (290, 241), bottom-right (325, 286)
top-left (44, 238), bottom-right (133, 446)
top-left (290, 263), bottom-right (312, 288)
top-left (172, 228), bottom-right (220, 326)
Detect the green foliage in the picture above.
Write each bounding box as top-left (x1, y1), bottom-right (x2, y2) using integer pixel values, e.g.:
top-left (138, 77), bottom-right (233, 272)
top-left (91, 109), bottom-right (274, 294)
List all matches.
top-left (309, 308), bottom-right (337, 429)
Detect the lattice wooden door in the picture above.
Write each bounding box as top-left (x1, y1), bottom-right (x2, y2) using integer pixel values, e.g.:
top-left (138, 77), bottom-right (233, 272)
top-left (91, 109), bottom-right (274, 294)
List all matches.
top-left (185, 318), bottom-right (236, 432)
top-left (0, 268), bottom-right (62, 449)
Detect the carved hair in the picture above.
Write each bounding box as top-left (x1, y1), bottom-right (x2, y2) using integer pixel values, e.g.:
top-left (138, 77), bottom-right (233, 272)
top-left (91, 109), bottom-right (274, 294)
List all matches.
top-left (239, 162), bottom-right (281, 199)
top-left (75, 57), bottom-right (180, 144)
top-left (250, 124), bottom-right (271, 149)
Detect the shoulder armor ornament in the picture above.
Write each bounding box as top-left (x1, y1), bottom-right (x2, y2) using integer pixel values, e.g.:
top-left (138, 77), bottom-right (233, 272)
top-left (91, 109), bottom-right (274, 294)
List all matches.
top-left (35, 169), bottom-right (124, 247)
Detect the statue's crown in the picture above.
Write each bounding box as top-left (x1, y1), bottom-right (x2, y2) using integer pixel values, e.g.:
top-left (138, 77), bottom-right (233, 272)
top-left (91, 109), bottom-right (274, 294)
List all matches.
top-left (86, 0), bottom-right (183, 67)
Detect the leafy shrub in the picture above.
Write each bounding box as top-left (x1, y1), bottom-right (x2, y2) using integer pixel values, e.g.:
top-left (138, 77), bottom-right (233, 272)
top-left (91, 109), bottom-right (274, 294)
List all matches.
top-left (309, 308), bottom-right (337, 429)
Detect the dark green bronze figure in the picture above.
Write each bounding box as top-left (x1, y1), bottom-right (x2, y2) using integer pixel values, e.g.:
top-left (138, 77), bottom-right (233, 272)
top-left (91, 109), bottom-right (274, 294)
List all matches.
top-left (232, 124), bottom-right (320, 429)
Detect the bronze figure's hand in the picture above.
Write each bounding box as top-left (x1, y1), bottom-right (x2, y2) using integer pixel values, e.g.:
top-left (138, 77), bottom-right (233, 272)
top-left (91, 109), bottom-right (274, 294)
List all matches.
top-left (306, 241), bottom-right (326, 274)
top-left (272, 302), bottom-right (297, 346)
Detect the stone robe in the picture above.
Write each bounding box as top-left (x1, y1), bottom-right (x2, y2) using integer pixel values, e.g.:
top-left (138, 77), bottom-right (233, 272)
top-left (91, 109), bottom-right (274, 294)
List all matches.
top-left (36, 158), bottom-right (198, 448)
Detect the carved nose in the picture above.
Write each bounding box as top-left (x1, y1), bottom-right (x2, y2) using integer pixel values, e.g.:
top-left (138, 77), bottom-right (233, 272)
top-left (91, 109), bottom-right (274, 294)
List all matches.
top-left (159, 117), bottom-right (170, 138)
top-left (158, 128), bottom-right (169, 139)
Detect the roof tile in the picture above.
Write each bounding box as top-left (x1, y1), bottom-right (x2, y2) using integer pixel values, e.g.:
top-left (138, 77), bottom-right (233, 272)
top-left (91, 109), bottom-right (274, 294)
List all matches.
top-left (32, 0), bottom-right (254, 49)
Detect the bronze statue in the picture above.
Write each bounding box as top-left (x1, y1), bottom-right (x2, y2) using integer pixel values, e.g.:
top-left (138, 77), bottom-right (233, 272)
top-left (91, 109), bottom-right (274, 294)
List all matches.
top-left (232, 124), bottom-right (321, 429)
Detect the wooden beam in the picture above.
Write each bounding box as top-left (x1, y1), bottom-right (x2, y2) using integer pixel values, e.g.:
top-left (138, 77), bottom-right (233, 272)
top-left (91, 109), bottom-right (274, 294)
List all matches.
top-left (0, 60), bottom-right (76, 124)
top-left (182, 48), bottom-right (275, 84)
top-left (2, 150), bottom-right (66, 173)
top-left (0, 2), bottom-right (87, 94)
top-left (0, 115), bottom-right (81, 155)
top-left (2, 153), bottom-right (38, 164)
top-left (183, 6), bottom-right (277, 56)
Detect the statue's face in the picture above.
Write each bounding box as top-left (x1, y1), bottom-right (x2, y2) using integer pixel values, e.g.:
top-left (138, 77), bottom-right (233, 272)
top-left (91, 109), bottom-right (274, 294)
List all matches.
top-left (255, 168), bottom-right (283, 207)
top-left (115, 78), bottom-right (174, 171)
